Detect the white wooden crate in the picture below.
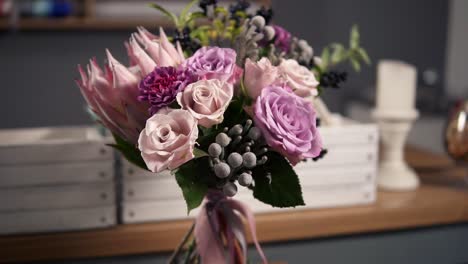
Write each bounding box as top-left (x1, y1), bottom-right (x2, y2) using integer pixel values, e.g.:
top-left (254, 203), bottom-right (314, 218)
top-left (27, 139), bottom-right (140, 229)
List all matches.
top-left (122, 165), bottom-right (375, 203)
top-left (0, 126), bottom-right (117, 234)
top-left (0, 206), bottom-right (116, 235)
top-left (120, 120), bottom-right (378, 223)
top-left (0, 160), bottom-right (114, 188)
top-left (122, 183), bottom-right (375, 223)
top-left (0, 182), bottom-right (115, 211)
top-left (0, 126), bottom-right (112, 165)
top-left (121, 121), bottom-right (378, 183)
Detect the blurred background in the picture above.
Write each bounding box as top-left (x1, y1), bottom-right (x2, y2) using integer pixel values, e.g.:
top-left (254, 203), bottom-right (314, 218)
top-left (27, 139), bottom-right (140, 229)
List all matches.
top-left (1, 0), bottom-right (466, 154)
top-left (0, 1), bottom-right (467, 264)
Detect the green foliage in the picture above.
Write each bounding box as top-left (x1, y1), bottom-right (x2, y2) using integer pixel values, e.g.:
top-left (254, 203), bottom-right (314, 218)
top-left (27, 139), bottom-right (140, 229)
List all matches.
top-left (251, 152), bottom-right (305, 208)
top-left (319, 25), bottom-right (371, 73)
top-left (149, 0), bottom-right (202, 31)
top-left (108, 134), bottom-right (147, 171)
top-left (149, 3), bottom-right (179, 26)
top-left (193, 148), bottom-right (208, 158)
top-left (174, 157), bottom-right (212, 213)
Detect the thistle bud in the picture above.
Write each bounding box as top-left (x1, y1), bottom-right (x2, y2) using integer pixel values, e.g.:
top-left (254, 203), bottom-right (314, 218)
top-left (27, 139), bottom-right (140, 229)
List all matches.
top-left (247, 127), bottom-right (261, 140)
top-left (257, 155), bottom-right (268, 165)
top-left (238, 173), bottom-right (253, 186)
top-left (216, 133), bottom-right (231, 147)
top-left (223, 182), bottom-right (238, 197)
top-left (250, 15), bottom-right (265, 29)
top-left (232, 135), bottom-right (242, 146)
top-left (243, 152), bottom-right (257, 168)
top-left (227, 152), bottom-right (243, 168)
top-left (228, 124), bottom-right (243, 136)
top-left (214, 162), bottom-right (231, 178)
top-left (208, 143), bottom-right (222, 158)
top-left (264, 26), bottom-right (275, 40)
top-left (244, 119), bottom-right (253, 132)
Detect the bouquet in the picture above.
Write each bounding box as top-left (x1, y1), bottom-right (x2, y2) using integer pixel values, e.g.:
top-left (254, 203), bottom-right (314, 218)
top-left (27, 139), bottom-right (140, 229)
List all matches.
top-left (76, 0), bottom-right (369, 263)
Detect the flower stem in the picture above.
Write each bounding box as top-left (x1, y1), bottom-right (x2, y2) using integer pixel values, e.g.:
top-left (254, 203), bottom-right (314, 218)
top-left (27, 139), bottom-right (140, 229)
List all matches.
top-left (167, 222), bottom-right (195, 264)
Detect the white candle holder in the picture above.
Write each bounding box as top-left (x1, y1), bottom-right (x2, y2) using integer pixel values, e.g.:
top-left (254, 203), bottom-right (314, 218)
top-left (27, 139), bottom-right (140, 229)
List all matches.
top-left (372, 109), bottom-right (420, 191)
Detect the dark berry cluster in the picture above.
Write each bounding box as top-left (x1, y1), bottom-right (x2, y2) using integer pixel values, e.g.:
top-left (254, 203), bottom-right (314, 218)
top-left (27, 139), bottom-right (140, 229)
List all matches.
top-left (256, 6), bottom-right (273, 24)
top-left (312, 149), bottom-right (328, 162)
top-left (320, 71), bottom-right (348, 89)
top-left (173, 27), bottom-right (201, 54)
top-left (229, 0), bottom-right (250, 14)
top-left (229, 0), bottom-right (251, 24)
top-left (199, 0), bottom-right (218, 15)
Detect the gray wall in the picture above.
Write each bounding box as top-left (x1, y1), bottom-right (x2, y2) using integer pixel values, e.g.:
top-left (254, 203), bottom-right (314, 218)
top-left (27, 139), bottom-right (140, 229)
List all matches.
top-left (445, 0), bottom-right (468, 99)
top-left (0, 0), bottom-right (449, 128)
top-left (273, 0), bottom-right (449, 112)
top-left (0, 31), bottom-right (132, 128)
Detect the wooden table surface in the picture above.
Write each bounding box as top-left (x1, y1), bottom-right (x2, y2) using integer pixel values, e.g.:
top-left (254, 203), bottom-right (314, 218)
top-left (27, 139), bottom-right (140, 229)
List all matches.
top-left (0, 147), bottom-right (467, 263)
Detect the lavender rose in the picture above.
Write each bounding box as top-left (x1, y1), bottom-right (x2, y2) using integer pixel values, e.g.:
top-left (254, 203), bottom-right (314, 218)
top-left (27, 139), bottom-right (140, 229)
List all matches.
top-left (138, 108), bottom-right (198, 173)
top-left (273, 25), bottom-right (292, 53)
top-left (138, 66), bottom-right (197, 114)
top-left (185, 47), bottom-right (241, 84)
top-left (253, 85), bottom-right (322, 165)
top-left (177, 79), bottom-right (233, 128)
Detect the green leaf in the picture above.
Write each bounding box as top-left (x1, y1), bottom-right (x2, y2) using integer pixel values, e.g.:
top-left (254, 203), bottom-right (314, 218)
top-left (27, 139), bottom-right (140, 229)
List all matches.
top-left (251, 152), bottom-right (305, 208)
top-left (180, 0), bottom-right (198, 21)
top-left (350, 58), bottom-right (361, 72)
top-left (330, 43), bottom-right (346, 65)
top-left (350, 24), bottom-right (360, 49)
top-left (186, 11), bottom-right (206, 24)
top-left (357, 47), bottom-right (371, 65)
top-left (175, 158), bottom-right (211, 213)
top-left (320, 47), bottom-right (331, 70)
top-left (108, 134), bottom-right (147, 171)
top-left (193, 148), bottom-right (209, 158)
top-left (149, 3), bottom-right (179, 27)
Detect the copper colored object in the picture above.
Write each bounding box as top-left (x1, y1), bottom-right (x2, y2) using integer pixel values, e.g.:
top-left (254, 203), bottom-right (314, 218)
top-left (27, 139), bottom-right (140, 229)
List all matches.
top-left (445, 101), bottom-right (468, 162)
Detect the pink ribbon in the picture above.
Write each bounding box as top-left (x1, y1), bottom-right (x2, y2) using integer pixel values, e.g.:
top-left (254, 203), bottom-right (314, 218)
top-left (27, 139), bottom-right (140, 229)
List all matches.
top-left (194, 191), bottom-right (268, 264)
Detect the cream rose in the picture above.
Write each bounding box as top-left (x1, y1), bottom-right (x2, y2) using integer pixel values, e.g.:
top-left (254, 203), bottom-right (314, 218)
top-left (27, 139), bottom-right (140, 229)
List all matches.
top-left (138, 108), bottom-right (198, 173)
top-left (244, 58), bottom-right (280, 99)
top-left (177, 79), bottom-right (233, 128)
top-left (278, 59), bottom-right (319, 97)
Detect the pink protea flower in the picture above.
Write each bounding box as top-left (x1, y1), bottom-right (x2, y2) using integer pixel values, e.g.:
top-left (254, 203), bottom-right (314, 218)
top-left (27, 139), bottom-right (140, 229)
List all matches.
top-left (76, 27), bottom-right (187, 144)
top-left (76, 50), bottom-right (149, 144)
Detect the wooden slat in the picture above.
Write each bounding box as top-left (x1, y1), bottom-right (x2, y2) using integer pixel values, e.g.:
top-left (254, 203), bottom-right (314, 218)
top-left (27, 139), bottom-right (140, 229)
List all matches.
top-left (0, 17), bottom-right (172, 31)
top-left (0, 147), bottom-right (467, 263)
top-left (0, 0), bottom-right (273, 31)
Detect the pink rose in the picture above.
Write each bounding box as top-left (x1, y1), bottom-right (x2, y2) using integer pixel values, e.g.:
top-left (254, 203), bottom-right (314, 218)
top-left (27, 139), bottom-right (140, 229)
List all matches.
top-left (138, 108), bottom-right (198, 173)
top-left (278, 59), bottom-right (319, 97)
top-left (177, 79), bottom-right (233, 128)
top-left (244, 58), bottom-right (280, 99)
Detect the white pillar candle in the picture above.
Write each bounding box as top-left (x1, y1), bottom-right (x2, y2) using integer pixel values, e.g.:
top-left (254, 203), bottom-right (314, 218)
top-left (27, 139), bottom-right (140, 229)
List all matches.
top-left (376, 60), bottom-right (417, 114)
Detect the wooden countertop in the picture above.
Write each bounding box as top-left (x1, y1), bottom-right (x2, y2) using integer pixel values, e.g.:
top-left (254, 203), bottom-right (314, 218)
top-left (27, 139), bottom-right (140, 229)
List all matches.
top-left (1, 147), bottom-right (467, 263)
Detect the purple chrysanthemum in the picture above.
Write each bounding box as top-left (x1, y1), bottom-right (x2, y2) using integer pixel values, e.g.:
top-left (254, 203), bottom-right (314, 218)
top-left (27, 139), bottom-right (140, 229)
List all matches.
top-left (138, 66), bottom-right (197, 115)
